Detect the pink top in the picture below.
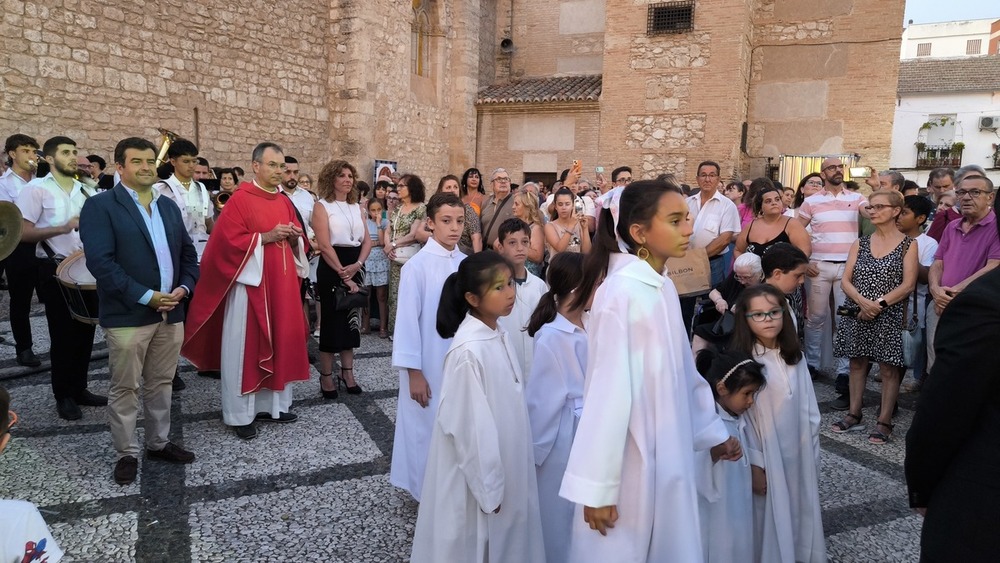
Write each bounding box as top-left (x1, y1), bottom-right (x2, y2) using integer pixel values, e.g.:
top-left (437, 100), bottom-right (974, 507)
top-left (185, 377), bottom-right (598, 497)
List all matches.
top-left (798, 189), bottom-right (868, 261)
top-left (934, 210), bottom-right (1000, 287)
top-left (738, 203), bottom-right (755, 228)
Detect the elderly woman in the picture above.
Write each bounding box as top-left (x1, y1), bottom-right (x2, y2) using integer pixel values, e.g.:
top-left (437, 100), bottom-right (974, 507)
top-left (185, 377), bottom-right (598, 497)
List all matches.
top-left (691, 253), bottom-right (763, 354)
top-left (312, 160), bottom-right (371, 399)
top-left (385, 174), bottom-right (428, 336)
top-left (437, 175), bottom-right (482, 255)
top-left (832, 190), bottom-right (918, 444)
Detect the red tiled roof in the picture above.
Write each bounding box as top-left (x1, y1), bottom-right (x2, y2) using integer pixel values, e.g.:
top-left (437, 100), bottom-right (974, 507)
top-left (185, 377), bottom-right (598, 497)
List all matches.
top-left (898, 56), bottom-right (1000, 94)
top-left (477, 75), bottom-right (602, 105)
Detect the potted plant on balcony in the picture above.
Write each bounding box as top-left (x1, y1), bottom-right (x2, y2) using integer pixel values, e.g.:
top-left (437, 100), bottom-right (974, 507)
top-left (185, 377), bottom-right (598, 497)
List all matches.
top-left (915, 141), bottom-right (928, 168)
top-left (949, 142), bottom-right (965, 166)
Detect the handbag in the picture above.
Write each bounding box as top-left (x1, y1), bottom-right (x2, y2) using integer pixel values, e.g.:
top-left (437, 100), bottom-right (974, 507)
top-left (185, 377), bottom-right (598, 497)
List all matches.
top-left (710, 309), bottom-right (735, 337)
top-left (391, 244), bottom-right (419, 265)
top-left (900, 290), bottom-right (921, 367)
top-left (332, 284), bottom-right (369, 311)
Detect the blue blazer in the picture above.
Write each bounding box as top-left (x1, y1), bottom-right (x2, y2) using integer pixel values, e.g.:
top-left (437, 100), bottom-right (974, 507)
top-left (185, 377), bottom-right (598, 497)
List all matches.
top-left (79, 184), bottom-right (199, 328)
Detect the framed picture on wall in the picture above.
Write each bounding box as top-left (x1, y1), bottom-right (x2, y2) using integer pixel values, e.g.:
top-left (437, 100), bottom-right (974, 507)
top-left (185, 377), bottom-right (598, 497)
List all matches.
top-left (374, 159), bottom-right (398, 185)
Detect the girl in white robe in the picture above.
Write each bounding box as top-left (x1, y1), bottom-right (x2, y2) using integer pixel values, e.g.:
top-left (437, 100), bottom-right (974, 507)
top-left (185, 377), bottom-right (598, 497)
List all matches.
top-left (729, 284), bottom-right (827, 563)
top-left (525, 252), bottom-right (587, 563)
top-left (410, 251), bottom-right (545, 563)
top-left (389, 194), bottom-right (467, 501)
top-left (693, 350), bottom-right (768, 563)
top-left (559, 183), bottom-right (741, 562)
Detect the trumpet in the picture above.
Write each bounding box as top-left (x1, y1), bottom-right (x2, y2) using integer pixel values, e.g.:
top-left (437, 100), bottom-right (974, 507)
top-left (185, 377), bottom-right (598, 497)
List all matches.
top-left (213, 191), bottom-right (231, 210)
top-left (155, 128), bottom-right (178, 169)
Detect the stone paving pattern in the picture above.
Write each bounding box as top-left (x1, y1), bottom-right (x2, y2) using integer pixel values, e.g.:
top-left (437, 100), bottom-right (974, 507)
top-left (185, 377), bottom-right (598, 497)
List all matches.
top-left (0, 300), bottom-right (924, 562)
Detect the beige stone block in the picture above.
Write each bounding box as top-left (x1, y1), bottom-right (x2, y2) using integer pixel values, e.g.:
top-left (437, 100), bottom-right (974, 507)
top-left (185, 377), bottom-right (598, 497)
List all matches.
top-left (760, 119), bottom-right (844, 156)
top-left (753, 81), bottom-right (828, 120)
top-left (522, 153), bottom-right (558, 173)
top-left (759, 44), bottom-right (847, 81)
top-left (7, 53), bottom-right (37, 77)
top-left (508, 115), bottom-right (576, 151)
top-left (558, 0), bottom-right (606, 34)
top-left (556, 55), bottom-right (603, 75)
top-left (773, 0), bottom-right (853, 20)
top-left (38, 57), bottom-right (67, 79)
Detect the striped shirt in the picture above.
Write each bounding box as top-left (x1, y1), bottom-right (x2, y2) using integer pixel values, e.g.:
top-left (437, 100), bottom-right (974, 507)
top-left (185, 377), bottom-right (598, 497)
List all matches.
top-left (798, 188), bottom-right (868, 261)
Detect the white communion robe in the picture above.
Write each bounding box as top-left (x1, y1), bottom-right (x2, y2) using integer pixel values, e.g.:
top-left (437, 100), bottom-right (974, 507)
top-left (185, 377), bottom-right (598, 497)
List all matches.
top-left (221, 238), bottom-right (309, 426)
top-left (746, 346), bottom-right (827, 563)
top-left (526, 313), bottom-right (587, 563)
top-left (498, 271), bottom-right (548, 382)
top-left (410, 315), bottom-right (545, 563)
top-left (559, 255), bottom-right (730, 563)
top-left (698, 404), bottom-right (754, 563)
top-left (389, 237), bottom-right (465, 501)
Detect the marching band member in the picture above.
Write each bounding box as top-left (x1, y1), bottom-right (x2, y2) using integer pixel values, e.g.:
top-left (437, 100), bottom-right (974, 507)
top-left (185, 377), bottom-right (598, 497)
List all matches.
top-left (16, 136), bottom-right (103, 421)
top-left (80, 137), bottom-right (200, 485)
top-left (155, 138), bottom-right (213, 240)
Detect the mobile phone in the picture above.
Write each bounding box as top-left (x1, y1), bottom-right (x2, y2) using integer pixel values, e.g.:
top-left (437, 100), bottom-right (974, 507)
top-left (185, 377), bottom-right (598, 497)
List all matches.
top-left (571, 160), bottom-right (582, 177)
top-left (595, 166), bottom-right (605, 174)
top-left (836, 305), bottom-right (859, 317)
top-left (849, 166), bottom-right (872, 178)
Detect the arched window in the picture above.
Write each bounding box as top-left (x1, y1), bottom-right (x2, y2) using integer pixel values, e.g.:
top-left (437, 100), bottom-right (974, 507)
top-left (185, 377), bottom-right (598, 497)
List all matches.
top-left (411, 0), bottom-right (430, 76)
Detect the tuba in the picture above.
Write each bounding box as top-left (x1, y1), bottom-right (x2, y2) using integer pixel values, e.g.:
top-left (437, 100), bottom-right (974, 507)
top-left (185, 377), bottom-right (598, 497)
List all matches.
top-left (213, 191), bottom-right (231, 210)
top-left (155, 128), bottom-right (178, 169)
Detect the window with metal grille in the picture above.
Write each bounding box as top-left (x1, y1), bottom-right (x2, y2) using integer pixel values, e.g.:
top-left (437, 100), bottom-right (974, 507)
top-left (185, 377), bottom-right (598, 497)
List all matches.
top-left (967, 39), bottom-right (982, 55)
top-left (916, 43), bottom-right (931, 56)
top-left (647, 1), bottom-right (695, 35)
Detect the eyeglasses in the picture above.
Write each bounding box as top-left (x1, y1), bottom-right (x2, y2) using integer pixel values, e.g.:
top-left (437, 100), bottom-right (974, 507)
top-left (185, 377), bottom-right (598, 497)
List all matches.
top-left (804, 180), bottom-right (824, 187)
top-left (614, 177), bottom-right (632, 184)
top-left (868, 204), bottom-right (898, 212)
top-left (822, 164), bottom-right (845, 173)
top-left (492, 177), bottom-right (511, 183)
top-left (734, 273), bottom-right (760, 284)
top-left (955, 189), bottom-right (990, 198)
top-left (745, 308), bottom-right (783, 322)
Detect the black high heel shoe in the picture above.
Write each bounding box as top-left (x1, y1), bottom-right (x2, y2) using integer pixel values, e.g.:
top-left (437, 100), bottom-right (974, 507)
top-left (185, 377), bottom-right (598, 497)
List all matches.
top-left (338, 367), bottom-right (363, 395)
top-left (319, 373), bottom-right (338, 400)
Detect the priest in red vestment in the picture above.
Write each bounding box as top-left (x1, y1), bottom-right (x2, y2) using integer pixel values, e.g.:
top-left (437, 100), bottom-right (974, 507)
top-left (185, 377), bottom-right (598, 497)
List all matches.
top-left (182, 142), bottom-right (310, 440)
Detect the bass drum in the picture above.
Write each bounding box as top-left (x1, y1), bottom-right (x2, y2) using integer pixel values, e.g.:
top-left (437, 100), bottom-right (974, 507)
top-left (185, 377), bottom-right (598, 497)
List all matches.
top-left (55, 250), bottom-right (99, 325)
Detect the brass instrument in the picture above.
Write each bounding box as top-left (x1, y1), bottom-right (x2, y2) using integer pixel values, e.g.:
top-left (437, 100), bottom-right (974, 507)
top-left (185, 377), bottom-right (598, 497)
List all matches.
top-left (0, 201), bottom-right (24, 261)
top-left (155, 128), bottom-right (178, 168)
top-left (213, 191), bottom-right (231, 210)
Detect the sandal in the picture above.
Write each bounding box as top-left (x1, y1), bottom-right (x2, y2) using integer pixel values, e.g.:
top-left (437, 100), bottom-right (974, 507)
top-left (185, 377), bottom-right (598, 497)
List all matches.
top-left (831, 412), bottom-right (864, 433)
top-left (319, 372), bottom-right (338, 400)
top-left (868, 421), bottom-right (894, 445)
top-left (338, 367), bottom-right (363, 395)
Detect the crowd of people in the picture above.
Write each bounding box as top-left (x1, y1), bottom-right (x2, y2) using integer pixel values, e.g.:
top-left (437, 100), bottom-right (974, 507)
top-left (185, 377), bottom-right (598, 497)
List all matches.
top-left (1, 129), bottom-right (998, 561)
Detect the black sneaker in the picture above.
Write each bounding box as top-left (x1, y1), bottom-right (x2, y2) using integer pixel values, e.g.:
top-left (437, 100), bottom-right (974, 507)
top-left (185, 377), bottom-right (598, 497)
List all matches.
top-left (172, 374), bottom-right (186, 391)
top-left (254, 412), bottom-right (298, 423)
top-left (830, 394), bottom-right (850, 411)
top-left (16, 349), bottom-right (41, 368)
top-left (198, 370), bottom-right (222, 379)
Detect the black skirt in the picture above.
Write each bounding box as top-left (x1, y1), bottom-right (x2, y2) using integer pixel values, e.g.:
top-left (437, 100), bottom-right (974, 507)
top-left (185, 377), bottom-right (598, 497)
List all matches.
top-left (316, 246), bottom-right (363, 353)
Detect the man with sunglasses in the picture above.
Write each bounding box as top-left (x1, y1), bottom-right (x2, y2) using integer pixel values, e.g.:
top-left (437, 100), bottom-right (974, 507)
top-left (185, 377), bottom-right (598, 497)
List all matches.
top-left (798, 157), bottom-right (870, 408)
top-left (926, 173), bottom-right (1000, 378)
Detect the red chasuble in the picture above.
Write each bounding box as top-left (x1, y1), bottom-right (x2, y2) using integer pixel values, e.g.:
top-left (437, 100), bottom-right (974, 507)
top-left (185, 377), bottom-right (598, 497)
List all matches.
top-left (182, 182), bottom-right (309, 394)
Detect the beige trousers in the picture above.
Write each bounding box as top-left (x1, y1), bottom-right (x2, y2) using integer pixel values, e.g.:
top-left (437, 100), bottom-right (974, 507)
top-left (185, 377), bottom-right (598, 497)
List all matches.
top-left (105, 319), bottom-right (183, 459)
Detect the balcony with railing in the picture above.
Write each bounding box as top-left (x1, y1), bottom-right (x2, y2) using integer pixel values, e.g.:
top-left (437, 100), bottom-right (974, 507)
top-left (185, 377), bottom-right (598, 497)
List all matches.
top-left (914, 143), bottom-right (964, 169)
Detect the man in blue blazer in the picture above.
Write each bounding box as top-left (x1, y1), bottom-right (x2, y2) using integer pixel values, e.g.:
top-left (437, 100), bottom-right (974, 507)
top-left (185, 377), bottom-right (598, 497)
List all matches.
top-left (80, 137), bottom-right (199, 485)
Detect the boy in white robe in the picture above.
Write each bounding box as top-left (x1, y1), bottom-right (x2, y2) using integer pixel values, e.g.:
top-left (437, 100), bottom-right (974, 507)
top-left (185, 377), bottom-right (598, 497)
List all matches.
top-left (496, 218), bottom-right (548, 381)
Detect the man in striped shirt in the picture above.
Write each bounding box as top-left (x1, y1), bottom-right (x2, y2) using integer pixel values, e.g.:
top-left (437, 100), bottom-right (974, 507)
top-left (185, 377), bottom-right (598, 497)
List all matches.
top-left (798, 157), bottom-right (870, 409)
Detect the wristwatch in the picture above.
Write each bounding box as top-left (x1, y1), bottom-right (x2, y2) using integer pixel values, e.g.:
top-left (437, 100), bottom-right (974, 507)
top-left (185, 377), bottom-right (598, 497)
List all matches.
top-left (878, 298), bottom-right (889, 308)
top-left (391, 241), bottom-right (397, 249)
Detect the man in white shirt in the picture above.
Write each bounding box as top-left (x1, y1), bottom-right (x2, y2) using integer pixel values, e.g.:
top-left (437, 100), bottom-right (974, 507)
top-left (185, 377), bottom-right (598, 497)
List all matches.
top-left (17, 136), bottom-right (104, 420)
top-left (686, 160), bottom-right (741, 285)
top-left (280, 156), bottom-right (316, 241)
top-left (155, 138), bottom-right (213, 241)
top-left (0, 134), bottom-right (41, 366)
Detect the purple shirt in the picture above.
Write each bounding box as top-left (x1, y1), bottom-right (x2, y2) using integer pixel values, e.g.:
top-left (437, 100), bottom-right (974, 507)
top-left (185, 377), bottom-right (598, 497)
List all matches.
top-left (934, 210), bottom-right (1000, 287)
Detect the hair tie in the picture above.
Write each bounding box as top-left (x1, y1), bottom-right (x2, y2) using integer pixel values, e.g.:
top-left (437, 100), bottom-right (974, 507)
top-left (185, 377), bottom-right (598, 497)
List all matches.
top-left (720, 359), bottom-right (754, 385)
top-left (596, 186), bottom-right (629, 253)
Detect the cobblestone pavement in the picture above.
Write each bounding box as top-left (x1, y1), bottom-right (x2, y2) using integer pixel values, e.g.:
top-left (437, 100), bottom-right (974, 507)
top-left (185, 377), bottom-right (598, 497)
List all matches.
top-left (0, 302), bottom-right (924, 562)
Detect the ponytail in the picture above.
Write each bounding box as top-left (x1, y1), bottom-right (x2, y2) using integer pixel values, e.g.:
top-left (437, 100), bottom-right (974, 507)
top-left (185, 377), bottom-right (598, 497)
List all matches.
top-left (436, 272), bottom-right (468, 338)
top-left (528, 251), bottom-right (585, 335)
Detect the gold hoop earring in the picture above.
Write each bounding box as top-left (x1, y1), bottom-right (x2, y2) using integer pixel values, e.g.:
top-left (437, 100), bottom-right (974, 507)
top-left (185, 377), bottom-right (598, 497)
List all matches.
top-left (636, 245), bottom-right (650, 261)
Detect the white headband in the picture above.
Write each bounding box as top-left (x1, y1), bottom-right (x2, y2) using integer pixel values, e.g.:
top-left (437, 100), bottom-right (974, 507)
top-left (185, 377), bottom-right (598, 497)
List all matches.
top-left (596, 186), bottom-right (629, 253)
top-left (720, 359), bottom-right (754, 385)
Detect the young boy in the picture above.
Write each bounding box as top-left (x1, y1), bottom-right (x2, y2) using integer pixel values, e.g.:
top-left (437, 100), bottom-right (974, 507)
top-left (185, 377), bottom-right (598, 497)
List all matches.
top-left (897, 195), bottom-right (938, 392)
top-left (496, 218), bottom-right (548, 381)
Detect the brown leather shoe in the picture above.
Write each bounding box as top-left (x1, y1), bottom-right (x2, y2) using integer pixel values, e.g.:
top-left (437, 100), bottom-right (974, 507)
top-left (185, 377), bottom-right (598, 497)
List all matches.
top-left (114, 456), bottom-right (138, 485)
top-left (146, 442), bottom-right (195, 464)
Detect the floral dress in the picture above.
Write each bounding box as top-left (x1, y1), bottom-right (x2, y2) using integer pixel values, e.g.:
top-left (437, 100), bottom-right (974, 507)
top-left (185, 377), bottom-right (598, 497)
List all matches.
top-left (834, 236), bottom-right (912, 366)
top-left (387, 203), bottom-right (426, 333)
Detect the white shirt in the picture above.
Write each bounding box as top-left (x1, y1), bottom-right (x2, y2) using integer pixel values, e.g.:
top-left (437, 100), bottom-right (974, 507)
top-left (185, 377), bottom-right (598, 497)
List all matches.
top-left (0, 168), bottom-right (33, 203)
top-left (318, 200), bottom-right (365, 247)
top-left (16, 173), bottom-right (94, 259)
top-left (914, 233), bottom-right (938, 328)
top-left (156, 174), bottom-right (212, 239)
top-left (283, 187), bottom-right (317, 239)
top-left (687, 190), bottom-right (741, 249)
top-left (498, 271), bottom-right (548, 381)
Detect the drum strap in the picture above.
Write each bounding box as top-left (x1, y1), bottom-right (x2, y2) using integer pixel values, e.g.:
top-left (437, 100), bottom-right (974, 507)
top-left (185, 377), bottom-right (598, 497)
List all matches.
top-left (39, 240), bottom-right (64, 265)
